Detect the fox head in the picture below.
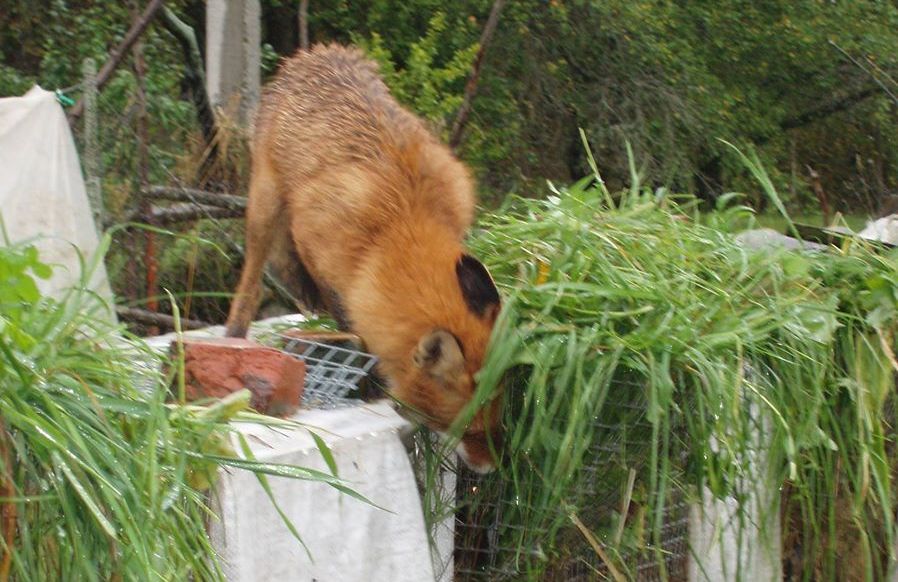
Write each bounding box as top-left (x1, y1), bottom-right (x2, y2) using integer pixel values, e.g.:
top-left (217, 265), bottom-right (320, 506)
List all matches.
top-left (401, 254), bottom-right (503, 473)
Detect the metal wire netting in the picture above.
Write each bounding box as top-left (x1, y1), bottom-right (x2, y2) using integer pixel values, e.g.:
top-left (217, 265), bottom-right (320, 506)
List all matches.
top-left (70, 68), bottom-right (255, 327)
top-left (276, 333), bottom-right (379, 409)
top-left (452, 373), bottom-right (691, 581)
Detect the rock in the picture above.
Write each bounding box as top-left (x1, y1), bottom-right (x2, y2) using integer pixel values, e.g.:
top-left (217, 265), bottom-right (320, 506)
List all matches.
top-left (168, 336), bottom-right (305, 416)
top-left (735, 228), bottom-right (827, 251)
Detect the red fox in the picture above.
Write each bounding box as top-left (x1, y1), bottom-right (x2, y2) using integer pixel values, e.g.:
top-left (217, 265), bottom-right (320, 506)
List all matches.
top-left (225, 44), bottom-right (502, 472)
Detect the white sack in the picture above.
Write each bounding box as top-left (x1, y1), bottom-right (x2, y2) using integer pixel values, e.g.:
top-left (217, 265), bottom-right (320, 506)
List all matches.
top-left (0, 86), bottom-right (112, 302)
top-left (145, 316), bottom-right (443, 582)
top-left (209, 402), bottom-right (438, 582)
top-left (859, 214), bottom-right (898, 245)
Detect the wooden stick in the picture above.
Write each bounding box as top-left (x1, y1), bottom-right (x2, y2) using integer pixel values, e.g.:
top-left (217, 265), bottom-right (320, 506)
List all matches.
top-left (132, 14), bottom-right (159, 334)
top-left (298, 0), bottom-right (310, 50)
top-left (144, 186), bottom-right (247, 210)
top-left (569, 511), bottom-right (627, 582)
top-left (68, 0), bottom-right (165, 120)
top-left (806, 165), bottom-right (832, 226)
top-left (116, 306), bottom-right (209, 330)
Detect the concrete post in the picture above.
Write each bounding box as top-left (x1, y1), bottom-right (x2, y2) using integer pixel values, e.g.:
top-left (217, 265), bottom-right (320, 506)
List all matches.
top-left (687, 413), bottom-right (782, 582)
top-left (432, 460), bottom-right (456, 582)
top-left (688, 238), bottom-right (784, 581)
top-left (206, 0), bottom-right (261, 125)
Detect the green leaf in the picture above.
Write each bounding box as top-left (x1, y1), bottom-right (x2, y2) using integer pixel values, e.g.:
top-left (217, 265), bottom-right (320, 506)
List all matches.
top-left (308, 430), bottom-right (339, 478)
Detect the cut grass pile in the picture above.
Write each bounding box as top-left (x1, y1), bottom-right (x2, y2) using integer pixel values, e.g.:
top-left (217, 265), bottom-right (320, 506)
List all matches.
top-left (450, 170), bottom-right (898, 579)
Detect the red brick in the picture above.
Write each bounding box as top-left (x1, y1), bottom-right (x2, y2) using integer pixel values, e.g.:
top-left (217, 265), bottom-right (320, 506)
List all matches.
top-left (168, 337), bottom-right (305, 416)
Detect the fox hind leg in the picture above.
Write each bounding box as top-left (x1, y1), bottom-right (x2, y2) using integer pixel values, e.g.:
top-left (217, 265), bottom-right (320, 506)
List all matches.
top-left (226, 166), bottom-right (282, 338)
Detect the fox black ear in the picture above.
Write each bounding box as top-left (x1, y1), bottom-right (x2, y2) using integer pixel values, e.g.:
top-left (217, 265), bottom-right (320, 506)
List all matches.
top-left (456, 254), bottom-right (500, 321)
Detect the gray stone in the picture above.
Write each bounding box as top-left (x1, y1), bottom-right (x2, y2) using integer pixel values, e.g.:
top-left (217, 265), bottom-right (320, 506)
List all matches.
top-left (735, 228), bottom-right (827, 251)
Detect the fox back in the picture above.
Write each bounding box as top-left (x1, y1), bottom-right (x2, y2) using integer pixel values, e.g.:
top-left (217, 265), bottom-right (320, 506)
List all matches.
top-left (226, 44), bottom-right (502, 472)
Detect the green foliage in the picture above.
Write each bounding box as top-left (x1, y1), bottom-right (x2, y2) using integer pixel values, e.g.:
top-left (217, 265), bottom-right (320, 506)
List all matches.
top-left (0, 61), bottom-right (31, 98)
top-left (302, 0), bottom-right (898, 207)
top-left (8, 0), bottom-right (898, 325)
top-left (451, 172), bottom-right (898, 578)
top-left (0, 245), bottom-right (52, 315)
top-left (356, 12), bottom-right (479, 129)
top-left (6, 0), bottom-right (898, 211)
top-left (153, 220), bottom-right (243, 323)
top-left (261, 42), bottom-right (281, 76)
top-left (1, 0), bottom-right (206, 210)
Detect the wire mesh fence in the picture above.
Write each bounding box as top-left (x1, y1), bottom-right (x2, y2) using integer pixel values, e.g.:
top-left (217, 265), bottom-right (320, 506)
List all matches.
top-left (452, 373), bottom-right (692, 582)
top-left (70, 67), bottom-right (259, 328)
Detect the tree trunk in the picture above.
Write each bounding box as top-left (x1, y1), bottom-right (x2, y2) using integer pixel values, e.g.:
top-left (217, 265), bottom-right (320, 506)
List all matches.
top-left (298, 0), bottom-right (309, 50)
top-left (695, 154), bottom-right (723, 205)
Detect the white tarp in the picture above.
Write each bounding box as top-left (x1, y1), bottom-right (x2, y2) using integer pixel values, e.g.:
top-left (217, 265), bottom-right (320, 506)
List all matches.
top-left (209, 402), bottom-right (437, 582)
top-left (0, 86), bottom-right (112, 302)
top-left (146, 316), bottom-right (446, 582)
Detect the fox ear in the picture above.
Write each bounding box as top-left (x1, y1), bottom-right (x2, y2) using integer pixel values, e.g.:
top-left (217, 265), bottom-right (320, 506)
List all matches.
top-left (456, 254), bottom-right (500, 321)
top-left (414, 329), bottom-right (464, 383)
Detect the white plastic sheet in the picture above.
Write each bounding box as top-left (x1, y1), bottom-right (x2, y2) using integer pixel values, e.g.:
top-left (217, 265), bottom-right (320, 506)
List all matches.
top-left (859, 214), bottom-right (898, 244)
top-left (209, 402), bottom-right (438, 582)
top-left (146, 316), bottom-right (446, 582)
top-left (0, 86), bottom-right (111, 301)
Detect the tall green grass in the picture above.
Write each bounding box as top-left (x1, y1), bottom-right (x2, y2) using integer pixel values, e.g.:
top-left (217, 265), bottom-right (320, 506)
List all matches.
top-left (448, 172), bottom-right (898, 579)
top-left (0, 239), bottom-right (356, 580)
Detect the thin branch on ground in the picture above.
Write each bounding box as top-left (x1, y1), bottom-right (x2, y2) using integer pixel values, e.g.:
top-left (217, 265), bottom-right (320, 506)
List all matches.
top-left (116, 306), bottom-right (209, 330)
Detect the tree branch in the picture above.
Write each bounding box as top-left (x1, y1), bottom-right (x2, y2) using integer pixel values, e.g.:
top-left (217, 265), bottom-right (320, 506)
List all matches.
top-left (448, 0), bottom-right (507, 151)
top-left (153, 204), bottom-right (244, 223)
top-left (159, 6), bottom-right (220, 179)
top-left (144, 186), bottom-right (247, 210)
top-left (68, 0), bottom-right (165, 120)
top-left (116, 306), bottom-right (209, 330)
top-left (746, 85), bottom-right (879, 147)
top-left (779, 86), bottom-right (878, 132)
top-left (123, 202), bottom-right (244, 225)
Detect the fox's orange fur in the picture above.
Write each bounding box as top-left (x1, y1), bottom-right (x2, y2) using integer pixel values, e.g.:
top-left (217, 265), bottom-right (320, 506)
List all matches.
top-left (226, 44), bottom-right (502, 471)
